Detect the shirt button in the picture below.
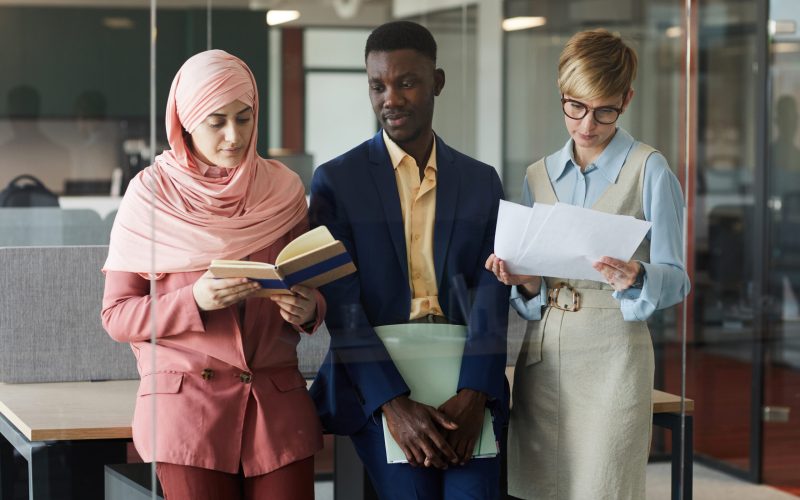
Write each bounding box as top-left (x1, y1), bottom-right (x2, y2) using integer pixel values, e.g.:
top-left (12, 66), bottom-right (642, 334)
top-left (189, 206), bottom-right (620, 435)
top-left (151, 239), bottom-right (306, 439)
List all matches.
top-left (413, 234), bottom-right (421, 241)
top-left (239, 372), bottom-right (252, 384)
top-left (421, 299), bottom-right (429, 307)
top-left (414, 272), bottom-right (421, 279)
top-left (201, 368), bottom-right (214, 381)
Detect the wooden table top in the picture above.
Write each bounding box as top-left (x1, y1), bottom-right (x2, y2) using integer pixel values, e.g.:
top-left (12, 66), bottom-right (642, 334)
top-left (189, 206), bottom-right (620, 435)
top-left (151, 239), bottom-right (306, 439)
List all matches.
top-left (652, 389), bottom-right (695, 414)
top-left (0, 378), bottom-right (694, 443)
top-left (0, 380), bottom-right (137, 441)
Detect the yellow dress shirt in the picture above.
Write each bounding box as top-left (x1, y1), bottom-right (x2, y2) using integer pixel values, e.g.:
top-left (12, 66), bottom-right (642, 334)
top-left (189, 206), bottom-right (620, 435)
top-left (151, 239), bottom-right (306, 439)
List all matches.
top-left (382, 130), bottom-right (443, 320)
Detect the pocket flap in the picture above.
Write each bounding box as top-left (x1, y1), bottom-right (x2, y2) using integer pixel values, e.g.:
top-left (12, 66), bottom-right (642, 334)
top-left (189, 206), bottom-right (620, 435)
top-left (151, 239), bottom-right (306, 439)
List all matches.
top-left (270, 370), bottom-right (307, 392)
top-left (138, 372), bottom-right (183, 396)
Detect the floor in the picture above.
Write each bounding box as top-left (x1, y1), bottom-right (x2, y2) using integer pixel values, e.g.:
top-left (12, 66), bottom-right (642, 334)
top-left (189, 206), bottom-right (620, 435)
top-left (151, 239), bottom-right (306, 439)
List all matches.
top-left (312, 462), bottom-right (800, 500)
top-left (660, 340), bottom-right (800, 494)
top-left (645, 462), bottom-right (799, 500)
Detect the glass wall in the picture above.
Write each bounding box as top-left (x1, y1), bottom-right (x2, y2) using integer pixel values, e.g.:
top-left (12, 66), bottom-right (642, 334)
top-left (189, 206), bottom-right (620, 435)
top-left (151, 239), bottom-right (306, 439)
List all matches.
top-left (2, 0), bottom-right (799, 497)
top-left (0, 2), bottom-right (273, 498)
top-left (684, 0), bottom-right (800, 493)
top-left (764, 0), bottom-right (800, 491)
top-left (686, 0), bottom-right (759, 477)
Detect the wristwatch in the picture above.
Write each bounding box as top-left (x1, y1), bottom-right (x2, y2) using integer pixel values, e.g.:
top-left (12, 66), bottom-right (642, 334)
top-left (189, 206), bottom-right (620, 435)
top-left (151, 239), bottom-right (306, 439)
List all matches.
top-left (631, 263), bottom-right (646, 289)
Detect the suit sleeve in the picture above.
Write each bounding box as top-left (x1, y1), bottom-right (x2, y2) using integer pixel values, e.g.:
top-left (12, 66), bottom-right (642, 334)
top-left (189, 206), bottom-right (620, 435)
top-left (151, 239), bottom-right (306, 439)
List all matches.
top-left (309, 165), bottom-right (410, 415)
top-left (457, 169), bottom-right (510, 402)
top-left (101, 271), bottom-right (206, 343)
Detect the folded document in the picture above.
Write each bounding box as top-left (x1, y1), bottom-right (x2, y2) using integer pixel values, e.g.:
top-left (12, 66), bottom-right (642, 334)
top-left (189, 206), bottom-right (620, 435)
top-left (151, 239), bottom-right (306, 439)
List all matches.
top-left (375, 324), bottom-right (498, 464)
top-left (494, 200), bottom-right (652, 282)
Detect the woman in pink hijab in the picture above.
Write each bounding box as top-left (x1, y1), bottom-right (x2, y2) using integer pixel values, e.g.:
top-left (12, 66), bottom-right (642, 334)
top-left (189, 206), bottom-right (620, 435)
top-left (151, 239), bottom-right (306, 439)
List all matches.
top-left (102, 50), bottom-right (323, 499)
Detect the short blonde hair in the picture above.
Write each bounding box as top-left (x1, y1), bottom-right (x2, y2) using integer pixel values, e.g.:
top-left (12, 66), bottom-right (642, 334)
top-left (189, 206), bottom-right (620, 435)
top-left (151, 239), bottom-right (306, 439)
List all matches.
top-left (558, 29), bottom-right (638, 101)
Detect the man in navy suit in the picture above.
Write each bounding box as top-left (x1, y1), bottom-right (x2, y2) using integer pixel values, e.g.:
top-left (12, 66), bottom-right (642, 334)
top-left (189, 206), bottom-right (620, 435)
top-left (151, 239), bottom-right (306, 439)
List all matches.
top-left (309, 21), bottom-right (509, 499)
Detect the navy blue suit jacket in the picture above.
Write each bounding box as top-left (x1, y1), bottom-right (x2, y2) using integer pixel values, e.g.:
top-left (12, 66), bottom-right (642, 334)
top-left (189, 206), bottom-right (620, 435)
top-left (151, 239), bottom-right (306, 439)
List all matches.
top-left (308, 131), bottom-right (510, 435)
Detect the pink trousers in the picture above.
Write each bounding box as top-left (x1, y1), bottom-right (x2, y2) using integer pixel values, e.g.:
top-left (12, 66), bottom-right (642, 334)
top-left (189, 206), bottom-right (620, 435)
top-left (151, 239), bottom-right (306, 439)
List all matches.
top-left (156, 457), bottom-right (314, 500)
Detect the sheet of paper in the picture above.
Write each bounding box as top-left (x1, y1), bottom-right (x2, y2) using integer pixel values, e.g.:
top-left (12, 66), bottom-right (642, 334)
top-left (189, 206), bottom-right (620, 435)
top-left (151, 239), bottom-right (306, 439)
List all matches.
top-left (494, 200), bottom-right (533, 260)
top-left (495, 200), bottom-right (552, 264)
top-left (517, 203), bottom-right (554, 259)
top-left (495, 201), bottom-right (652, 282)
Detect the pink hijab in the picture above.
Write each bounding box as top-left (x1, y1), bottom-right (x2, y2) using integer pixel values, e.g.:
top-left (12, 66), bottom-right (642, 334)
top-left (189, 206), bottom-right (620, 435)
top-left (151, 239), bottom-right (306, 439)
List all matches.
top-left (104, 50), bottom-right (306, 274)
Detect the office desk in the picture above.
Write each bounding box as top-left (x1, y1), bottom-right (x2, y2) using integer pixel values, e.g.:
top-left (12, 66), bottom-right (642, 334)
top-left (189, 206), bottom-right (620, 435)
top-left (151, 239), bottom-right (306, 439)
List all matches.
top-left (0, 380), bottom-right (136, 500)
top-left (653, 389), bottom-right (695, 500)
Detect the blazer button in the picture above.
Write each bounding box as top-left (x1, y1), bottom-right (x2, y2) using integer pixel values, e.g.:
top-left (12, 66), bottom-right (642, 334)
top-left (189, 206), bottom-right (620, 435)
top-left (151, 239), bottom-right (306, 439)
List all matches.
top-left (239, 372), bottom-right (252, 384)
top-left (201, 368), bottom-right (214, 380)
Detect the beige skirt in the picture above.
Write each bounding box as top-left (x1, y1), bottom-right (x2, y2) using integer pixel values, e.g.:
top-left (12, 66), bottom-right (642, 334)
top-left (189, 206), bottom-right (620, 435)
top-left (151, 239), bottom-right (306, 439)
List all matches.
top-left (507, 288), bottom-right (654, 500)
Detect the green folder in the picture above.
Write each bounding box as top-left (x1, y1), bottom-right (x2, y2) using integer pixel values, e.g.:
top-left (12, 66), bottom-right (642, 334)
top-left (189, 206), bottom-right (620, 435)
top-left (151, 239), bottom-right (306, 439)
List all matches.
top-left (375, 323), bottom-right (498, 464)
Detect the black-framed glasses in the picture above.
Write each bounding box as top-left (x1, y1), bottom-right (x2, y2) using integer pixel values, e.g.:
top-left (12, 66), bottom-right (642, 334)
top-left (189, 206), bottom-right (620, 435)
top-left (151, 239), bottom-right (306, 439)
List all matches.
top-left (560, 95), bottom-right (623, 125)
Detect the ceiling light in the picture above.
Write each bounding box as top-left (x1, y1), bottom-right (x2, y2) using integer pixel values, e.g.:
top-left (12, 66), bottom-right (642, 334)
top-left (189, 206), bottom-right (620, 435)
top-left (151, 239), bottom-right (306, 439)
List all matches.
top-left (665, 26), bottom-right (683, 38)
top-left (502, 16), bottom-right (547, 32)
top-left (103, 17), bottom-right (135, 30)
top-left (266, 10), bottom-right (300, 26)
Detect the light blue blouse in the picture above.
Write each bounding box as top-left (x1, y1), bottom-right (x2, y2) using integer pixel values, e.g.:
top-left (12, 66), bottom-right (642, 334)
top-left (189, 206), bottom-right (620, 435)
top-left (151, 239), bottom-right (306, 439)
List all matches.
top-left (510, 127), bottom-right (690, 322)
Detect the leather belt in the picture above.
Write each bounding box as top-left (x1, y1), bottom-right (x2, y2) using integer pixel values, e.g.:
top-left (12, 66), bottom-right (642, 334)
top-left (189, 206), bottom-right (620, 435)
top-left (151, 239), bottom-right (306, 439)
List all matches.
top-left (547, 282), bottom-right (618, 312)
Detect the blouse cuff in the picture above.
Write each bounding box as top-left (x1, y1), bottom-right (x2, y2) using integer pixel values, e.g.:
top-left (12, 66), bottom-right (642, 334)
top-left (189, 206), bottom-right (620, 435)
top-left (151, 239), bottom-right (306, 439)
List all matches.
top-left (510, 283), bottom-right (546, 321)
top-left (615, 262), bottom-right (660, 321)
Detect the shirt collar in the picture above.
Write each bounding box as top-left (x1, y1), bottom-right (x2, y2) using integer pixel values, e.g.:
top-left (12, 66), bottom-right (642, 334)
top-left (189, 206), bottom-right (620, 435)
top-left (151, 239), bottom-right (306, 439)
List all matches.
top-left (382, 129), bottom-right (438, 171)
top-left (547, 127), bottom-right (635, 184)
top-left (194, 156), bottom-right (232, 178)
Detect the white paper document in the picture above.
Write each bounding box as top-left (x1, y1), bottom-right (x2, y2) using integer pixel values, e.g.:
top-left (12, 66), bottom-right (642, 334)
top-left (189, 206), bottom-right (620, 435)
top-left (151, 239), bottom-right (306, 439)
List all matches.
top-left (494, 200), bottom-right (652, 282)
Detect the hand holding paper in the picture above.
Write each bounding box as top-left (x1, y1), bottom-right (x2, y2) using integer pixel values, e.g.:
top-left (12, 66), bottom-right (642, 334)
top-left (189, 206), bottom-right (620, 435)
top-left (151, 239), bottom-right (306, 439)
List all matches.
top-left (494, 200), bottom-right (651, 282)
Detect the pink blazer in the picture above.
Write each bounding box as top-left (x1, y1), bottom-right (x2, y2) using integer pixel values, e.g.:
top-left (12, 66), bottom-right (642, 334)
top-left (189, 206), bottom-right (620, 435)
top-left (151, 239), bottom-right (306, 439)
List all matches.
top-left (102, 219), bottom-right (325, 477)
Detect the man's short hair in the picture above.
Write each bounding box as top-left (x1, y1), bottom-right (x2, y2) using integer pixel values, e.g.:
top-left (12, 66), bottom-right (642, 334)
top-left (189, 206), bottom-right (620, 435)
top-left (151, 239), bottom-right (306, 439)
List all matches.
top-left (365, 21), bottom-right (437, 63)
top-left (558, 29), bottom-right (638, 100)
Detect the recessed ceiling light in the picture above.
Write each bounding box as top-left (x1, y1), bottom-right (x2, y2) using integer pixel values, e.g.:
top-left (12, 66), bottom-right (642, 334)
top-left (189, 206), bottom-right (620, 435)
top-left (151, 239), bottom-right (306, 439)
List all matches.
top-left (502, 17), bottom-right (547, 32)
top-left (266, 10), bottom-right (300, 26)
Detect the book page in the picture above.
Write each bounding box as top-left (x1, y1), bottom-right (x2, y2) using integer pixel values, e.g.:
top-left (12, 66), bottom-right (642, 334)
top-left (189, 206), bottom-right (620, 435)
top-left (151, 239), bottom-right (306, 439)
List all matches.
top-left (209, 260), bottom-right (274, 268)
top-left (209, 260), bottom-right (279, 279)
top-left (275, 226), bottom-right (335, 264)
top-left (208, 260), bottom-right (289, 296)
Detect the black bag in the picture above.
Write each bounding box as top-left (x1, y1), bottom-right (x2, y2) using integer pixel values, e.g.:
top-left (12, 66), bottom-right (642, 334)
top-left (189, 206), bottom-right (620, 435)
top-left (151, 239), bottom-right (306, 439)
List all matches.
top-left (0, 175), bottom-right (59, 207)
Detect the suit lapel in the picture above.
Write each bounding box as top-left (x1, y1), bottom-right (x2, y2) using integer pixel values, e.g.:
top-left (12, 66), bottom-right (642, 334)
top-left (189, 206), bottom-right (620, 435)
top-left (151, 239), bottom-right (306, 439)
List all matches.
top-left (367, 132), bottom-right (409, 284)
top-left (433, 136), bottom-right (458, 288)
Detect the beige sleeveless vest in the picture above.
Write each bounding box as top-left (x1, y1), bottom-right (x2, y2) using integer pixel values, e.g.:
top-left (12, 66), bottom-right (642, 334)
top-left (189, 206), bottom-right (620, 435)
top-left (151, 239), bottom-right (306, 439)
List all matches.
top-left (526, 142), bottom-right (654, 290)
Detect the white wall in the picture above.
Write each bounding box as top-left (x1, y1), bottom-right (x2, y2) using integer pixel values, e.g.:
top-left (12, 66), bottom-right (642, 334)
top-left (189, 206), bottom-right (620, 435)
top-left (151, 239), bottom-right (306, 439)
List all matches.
top-left (394, 0), bottom-right (503, 174)
top-left (303, 28), bottom-right (375, 168)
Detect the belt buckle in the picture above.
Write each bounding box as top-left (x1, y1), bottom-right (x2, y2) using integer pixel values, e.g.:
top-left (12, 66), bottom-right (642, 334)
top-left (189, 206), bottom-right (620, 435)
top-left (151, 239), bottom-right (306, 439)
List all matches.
top-left (548, 282), bottom-right (581, 312)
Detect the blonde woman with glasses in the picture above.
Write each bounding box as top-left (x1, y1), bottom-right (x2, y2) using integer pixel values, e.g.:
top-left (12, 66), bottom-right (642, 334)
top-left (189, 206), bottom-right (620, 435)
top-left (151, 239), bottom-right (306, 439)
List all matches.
top-left (486, 29), bottom-right (690, 499)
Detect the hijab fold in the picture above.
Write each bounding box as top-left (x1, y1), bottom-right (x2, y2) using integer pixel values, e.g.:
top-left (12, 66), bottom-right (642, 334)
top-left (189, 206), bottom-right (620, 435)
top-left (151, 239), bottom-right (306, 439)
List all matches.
top-left (104, 50), bottom-right (306, 274)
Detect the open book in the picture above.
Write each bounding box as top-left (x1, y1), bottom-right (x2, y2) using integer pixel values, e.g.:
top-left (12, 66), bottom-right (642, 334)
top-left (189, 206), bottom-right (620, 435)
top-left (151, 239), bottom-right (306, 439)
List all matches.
top-left (208, 226), bottom-right (356, 296)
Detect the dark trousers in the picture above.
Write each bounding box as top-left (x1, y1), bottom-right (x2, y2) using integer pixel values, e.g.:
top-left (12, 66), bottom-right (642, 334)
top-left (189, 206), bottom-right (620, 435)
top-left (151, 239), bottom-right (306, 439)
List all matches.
top-left (350, 416), bottom-right (501, 500)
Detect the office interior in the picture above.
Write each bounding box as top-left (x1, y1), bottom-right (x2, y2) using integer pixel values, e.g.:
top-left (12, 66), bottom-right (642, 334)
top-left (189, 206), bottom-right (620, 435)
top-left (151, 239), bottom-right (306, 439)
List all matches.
top-left (0, 0), bottom-right (797, 498)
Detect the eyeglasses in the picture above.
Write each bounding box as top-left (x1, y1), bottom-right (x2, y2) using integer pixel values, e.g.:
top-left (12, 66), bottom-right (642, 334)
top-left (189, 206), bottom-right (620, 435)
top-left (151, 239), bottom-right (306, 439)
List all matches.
top-left (560, 96), bottom-right (623, 125)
